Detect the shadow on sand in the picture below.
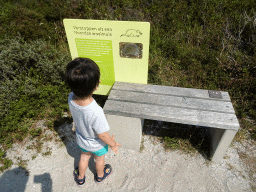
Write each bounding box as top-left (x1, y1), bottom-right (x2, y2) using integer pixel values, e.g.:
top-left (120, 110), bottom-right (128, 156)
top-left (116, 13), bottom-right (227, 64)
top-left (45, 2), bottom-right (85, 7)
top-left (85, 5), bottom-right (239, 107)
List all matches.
top-left (0, 167), bottom-right (52, 192)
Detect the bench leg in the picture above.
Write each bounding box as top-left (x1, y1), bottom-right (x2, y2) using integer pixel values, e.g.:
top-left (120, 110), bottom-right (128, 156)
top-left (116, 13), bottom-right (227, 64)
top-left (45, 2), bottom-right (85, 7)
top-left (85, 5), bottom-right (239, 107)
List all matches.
top-left (106, 115), bottom-right (144, 151)
top-left (209, 128), bottom-right (237, 162)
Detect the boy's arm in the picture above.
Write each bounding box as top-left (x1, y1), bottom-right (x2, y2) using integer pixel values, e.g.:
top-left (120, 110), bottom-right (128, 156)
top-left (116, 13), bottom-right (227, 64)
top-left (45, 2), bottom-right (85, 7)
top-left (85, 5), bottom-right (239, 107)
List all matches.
top-left (97, 132), bottom-right (121, 154)
top-left (97, 132), bottom-right (115, 146)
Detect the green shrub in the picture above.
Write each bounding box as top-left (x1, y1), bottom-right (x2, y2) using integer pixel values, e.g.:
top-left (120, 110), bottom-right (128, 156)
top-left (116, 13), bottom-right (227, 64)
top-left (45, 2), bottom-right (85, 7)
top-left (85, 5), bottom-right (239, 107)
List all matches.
top-left (0, 158), bottom-right (13, 172)
top-left (29, 128), bottom-right (42, 138)
top-left (0, 2), bottom-right (56, 42)
top-left (0, 149), bottom-right (13, 172)
top-left (0, 0), bottom-right (255, 149)
top-left (0, 36), bottom-right (71, 144)
top-left (0, 36), bottom-right (70, 117)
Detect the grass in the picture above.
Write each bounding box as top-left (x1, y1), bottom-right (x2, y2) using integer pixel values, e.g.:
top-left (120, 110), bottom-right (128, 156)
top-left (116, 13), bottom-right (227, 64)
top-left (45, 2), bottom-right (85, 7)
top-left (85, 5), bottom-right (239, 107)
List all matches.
top-left (16, 157), bottom-right (28, 170)
top-left (32, 155), bottom-right (37, 160)
top-left (237, 147), bottom-right (256, 190)
top-left (0, 0), bottom-right (255, 172)
top-left (42, 147), bottom-right (52, 157)
top-left (139, 136), bottom-right (145, 152)
top-left (143, 120), bottom-right (211, 159)
top-left (0, 149), bottom-right (13, 172)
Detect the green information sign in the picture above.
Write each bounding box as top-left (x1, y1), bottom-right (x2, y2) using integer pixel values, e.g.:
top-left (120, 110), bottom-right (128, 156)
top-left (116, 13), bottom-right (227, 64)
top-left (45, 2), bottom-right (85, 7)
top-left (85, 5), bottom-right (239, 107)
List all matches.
top-left (63, 19), bottom-right (150, 95)
top-left (75, 38), bottom-right (115, 86)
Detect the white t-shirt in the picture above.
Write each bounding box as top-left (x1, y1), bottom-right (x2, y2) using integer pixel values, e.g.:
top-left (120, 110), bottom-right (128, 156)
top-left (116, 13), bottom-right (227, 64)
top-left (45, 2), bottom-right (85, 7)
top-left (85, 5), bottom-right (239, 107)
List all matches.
top-left (68, 92), bottom-right (110, 152)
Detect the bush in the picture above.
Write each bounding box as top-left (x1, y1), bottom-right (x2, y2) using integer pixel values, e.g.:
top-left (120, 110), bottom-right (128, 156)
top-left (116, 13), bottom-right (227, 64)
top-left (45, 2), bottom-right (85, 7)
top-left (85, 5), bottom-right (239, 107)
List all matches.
top-left (0, 2), bottom-right (56, 42)
top-left (0, 36), bottom-right (71, 144)
top-left (0, 0), bottom-right (255, 146)
top-left (0, 149), bottom-right (13, 172)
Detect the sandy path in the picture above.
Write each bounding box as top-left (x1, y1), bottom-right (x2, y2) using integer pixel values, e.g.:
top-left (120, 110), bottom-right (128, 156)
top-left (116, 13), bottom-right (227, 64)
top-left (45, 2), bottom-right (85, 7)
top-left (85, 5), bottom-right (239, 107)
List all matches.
top-left (0, 121), bottom-right (255, 192)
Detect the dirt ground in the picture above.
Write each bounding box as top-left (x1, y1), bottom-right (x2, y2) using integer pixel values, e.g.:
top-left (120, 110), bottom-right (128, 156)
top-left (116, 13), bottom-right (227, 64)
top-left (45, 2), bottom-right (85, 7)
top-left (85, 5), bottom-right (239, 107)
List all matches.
top-left (1, 120), bottom-right (255, 192)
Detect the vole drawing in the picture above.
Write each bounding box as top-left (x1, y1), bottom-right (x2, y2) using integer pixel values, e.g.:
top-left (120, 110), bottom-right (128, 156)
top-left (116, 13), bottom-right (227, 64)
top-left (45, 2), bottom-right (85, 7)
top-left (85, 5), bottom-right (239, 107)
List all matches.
top-left (120, 29), bottom-right (142, 37)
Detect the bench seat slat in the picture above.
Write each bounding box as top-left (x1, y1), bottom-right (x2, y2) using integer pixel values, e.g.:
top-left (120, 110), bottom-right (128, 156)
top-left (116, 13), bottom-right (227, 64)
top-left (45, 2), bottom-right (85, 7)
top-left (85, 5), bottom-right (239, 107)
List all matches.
top-left (104, 100), bottom-right (240, 131)
top-left (108, 90), bottom-right (235, 114)
top-left (112, 82), bottom-right (231, 101)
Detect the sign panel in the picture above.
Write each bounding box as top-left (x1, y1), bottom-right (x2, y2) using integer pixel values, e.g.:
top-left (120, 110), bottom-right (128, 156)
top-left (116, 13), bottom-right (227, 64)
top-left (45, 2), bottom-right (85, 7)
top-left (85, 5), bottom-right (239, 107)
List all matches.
top-left (63, 19), bottom-right (150, 95)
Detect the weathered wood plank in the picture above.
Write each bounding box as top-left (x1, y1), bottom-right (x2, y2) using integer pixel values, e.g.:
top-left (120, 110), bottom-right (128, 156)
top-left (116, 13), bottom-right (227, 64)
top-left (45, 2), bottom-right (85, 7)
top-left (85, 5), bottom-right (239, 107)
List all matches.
top-left (108, 89), bottom-right (235, 114)
top-left (104, 100), bottom-right (240, 131)
top-left (112, 82), bottom-right (231, 101)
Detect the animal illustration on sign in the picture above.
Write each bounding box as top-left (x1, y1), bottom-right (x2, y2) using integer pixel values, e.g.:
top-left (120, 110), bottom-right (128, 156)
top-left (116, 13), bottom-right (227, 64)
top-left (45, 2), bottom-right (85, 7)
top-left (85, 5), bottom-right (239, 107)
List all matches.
top-left (120, 29), bottom-right (142, 37)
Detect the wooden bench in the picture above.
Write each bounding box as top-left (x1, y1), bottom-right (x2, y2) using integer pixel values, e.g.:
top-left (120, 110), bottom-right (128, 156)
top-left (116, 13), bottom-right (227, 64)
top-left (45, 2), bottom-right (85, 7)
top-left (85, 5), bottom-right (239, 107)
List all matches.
top-left (103, 82), bottom-right (240, 162)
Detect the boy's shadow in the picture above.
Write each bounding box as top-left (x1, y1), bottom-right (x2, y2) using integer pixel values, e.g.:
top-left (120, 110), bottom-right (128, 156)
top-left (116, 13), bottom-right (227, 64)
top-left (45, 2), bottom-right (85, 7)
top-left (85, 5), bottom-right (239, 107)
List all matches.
top-left (53, 94), bottom-right (108, 175)
top-left (0, 167), bottom-right (53, 192)
top-left (0, 167), bottom-right (29, 192)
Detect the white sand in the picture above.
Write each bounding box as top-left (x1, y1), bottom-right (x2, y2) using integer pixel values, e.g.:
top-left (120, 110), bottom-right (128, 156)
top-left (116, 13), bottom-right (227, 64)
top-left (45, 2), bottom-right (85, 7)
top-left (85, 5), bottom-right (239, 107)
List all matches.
top-left (0, 120), bottom-right (255, 192)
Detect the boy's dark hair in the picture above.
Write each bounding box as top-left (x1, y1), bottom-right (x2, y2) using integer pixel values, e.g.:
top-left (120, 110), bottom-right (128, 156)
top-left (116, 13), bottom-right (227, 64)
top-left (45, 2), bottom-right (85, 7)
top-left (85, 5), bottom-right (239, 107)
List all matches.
top-left (65, 57), bottom-right (100, 98)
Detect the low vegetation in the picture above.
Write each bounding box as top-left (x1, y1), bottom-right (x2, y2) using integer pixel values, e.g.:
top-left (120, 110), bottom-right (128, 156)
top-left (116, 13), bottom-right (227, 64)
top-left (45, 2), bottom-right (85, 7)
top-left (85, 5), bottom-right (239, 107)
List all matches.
top-left (0, 0), bottom-right (255, 171)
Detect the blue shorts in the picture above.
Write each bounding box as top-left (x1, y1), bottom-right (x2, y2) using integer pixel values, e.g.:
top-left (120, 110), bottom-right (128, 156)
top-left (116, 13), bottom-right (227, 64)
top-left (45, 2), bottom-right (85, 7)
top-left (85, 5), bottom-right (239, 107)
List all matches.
top-left (78, 145), bottom-right (108, 156)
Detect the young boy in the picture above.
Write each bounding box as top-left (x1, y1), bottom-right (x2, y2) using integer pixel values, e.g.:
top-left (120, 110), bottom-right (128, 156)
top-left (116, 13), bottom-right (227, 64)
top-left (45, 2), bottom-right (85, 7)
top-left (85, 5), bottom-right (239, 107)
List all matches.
top-left (65, 57), bottom-right (121, 186)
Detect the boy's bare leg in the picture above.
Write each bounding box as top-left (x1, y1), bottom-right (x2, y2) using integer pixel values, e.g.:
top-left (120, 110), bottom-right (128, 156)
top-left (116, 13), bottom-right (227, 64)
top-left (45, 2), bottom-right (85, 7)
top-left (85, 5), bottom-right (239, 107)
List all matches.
top-left (94, 154), bottom-right (105, 177)
top-left (78, 152), bottom-right (92, 180)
